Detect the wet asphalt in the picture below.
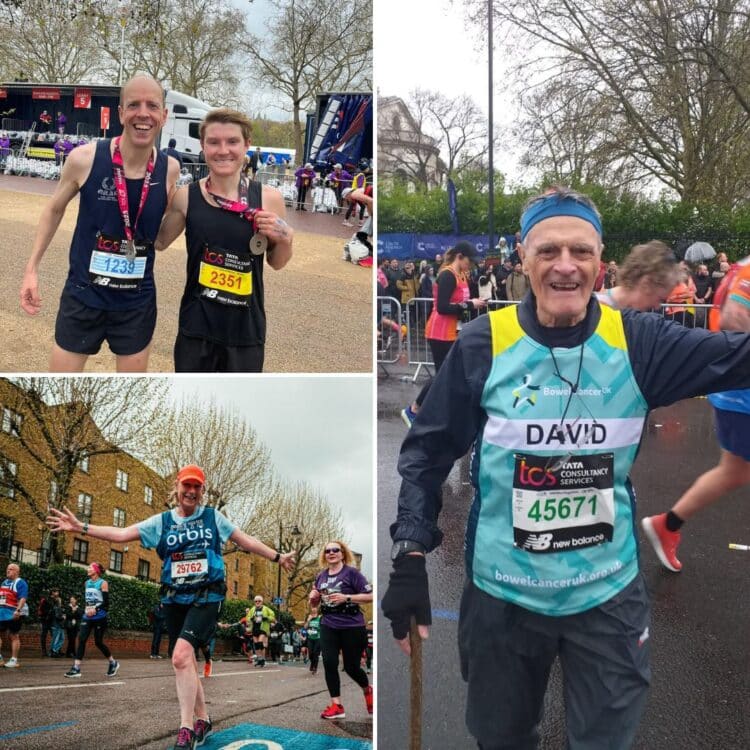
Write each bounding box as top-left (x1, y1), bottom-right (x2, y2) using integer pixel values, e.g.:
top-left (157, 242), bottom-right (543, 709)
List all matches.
top-left (377, 366), bottom-right (749, 750)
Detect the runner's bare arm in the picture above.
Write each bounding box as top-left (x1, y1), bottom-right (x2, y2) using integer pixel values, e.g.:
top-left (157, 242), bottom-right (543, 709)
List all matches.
top-left (258, 185), bottom-right (293, 270)
top-left (155, 184), bottom-right (188, 250)
top-left (46, 505), bottom-right (142, 543)
top-left (229, 527), bottom-right (297, 571)
top-left (20, 143), bottom-right (95, 315)
top-left (165, 155), bottom-right (181, 206)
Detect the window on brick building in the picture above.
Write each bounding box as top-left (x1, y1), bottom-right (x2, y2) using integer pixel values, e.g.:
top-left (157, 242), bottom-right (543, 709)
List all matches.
top-left (113, 508), bottom-right (126, 527)
top-left (115, 469), bottom-right (129, 491)
top-left (49, 480), bottom-right (58, 504)
top-left (0, 514), bottom-right (14, 556)
top-left (79, 452), bottom-right (90, 473)
top-left (144, 485), bottom-right (153, 505)
top-left (10, 541), bottom-right (23, 561)
top-left (234, 557), bottom-right (239, 572)
top-left (72, 538), bottom-right (89, 563)
top-left (2, 407), bottom-right (22, 437)
top-left (77, 492), bottom-right (92, 519)
top-left (233, 580), bottom-right (238, 596)
top-left (109, 550), bottom-right (123, 573)
top-left (0, 461), bottom-right (17, 499)
top-left (137, 559), bottom-right (150, 580)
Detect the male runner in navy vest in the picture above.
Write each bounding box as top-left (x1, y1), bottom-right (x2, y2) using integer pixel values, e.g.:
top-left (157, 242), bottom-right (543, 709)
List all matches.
top-left (381, 186), bottom-right (750, 750)
top-left (20, 75), bottom-right (180, 372)
top-left (47, 464), bottom-right (295, 750)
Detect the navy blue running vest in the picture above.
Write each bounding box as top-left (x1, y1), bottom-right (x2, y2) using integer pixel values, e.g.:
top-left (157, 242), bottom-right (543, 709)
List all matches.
top-left (64, 139), bottom-right (168, 310)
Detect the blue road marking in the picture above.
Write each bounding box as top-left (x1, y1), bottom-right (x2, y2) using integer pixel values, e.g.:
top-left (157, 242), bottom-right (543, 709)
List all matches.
top-left (209, 722), bottom-right (371, 749)
top-left (0, 721), bottom-right (77, 741)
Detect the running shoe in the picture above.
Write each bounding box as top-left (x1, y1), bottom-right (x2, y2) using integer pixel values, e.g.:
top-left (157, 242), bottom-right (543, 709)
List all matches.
top-left (641, 513), bottom-right (682, 572)
top-left (203, 660), bottom-right (212, 678)
top-left (172, 726), bottom-right (196, 749)
top-left (65, 666), bottom-right (81, 678)
top-left (106, 659), bottom-right (120, 677)
top-left (193, 717), bottom-right (213, 747)
top-left (342, 220), bottom-right (353, 226)
top-left (400, 405), bottom-right (416, 428)
top-left (321, 702), bottom-right (346, 720)
top-left (364, 684), bottom-right (373, 714)
top-left (4, 657), bottom-right (18, 668)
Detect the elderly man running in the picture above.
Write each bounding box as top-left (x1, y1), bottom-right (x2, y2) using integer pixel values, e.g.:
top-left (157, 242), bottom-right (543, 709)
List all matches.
top-left (48, 464), bottom-right (295, 750)
top-left (382, 186), bottom-right (750, 750)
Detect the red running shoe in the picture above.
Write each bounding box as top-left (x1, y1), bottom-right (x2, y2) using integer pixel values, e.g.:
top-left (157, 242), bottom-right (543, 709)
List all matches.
top-left (203, 660), bottom-right (212, 678)
top-left (320, 702), bottom-right (346, 720)
top-left (364, 684), bottom-right (373, 714)
top-left (641, 513), bottom-right (682, 572)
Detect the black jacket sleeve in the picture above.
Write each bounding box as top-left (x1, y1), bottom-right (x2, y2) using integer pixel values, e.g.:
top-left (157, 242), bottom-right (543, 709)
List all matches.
top-left (391, 316), bottom-right (493, 550)
top-left (435, 271), bottom-right (468, 316)
top-left (622, 310), bottom-right (750, 406)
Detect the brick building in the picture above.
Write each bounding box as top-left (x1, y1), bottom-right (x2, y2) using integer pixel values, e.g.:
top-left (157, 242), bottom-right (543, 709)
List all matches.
top-left (0, 380), bottom-right (255, 600)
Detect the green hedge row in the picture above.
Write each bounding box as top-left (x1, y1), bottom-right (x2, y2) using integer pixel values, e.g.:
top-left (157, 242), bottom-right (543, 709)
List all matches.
top-left (17, 563), bottom-right (288, 634)
top-left (379, 179), bottom-right (750, 262)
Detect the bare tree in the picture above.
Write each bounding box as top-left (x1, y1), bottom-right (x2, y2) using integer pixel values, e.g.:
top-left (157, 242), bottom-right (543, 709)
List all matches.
top-left (0, 0), bottom-right (108, 82)
top-left (243, 0), bottom-right (373, 157)
top-left (237, 478), bottom-right (345, 613)
top-left (147, 396), bottom-right (274, 513)
top-left (462, 0), bottom-right (750, 204)
top-left (0, 377), bottom-right (168, 563)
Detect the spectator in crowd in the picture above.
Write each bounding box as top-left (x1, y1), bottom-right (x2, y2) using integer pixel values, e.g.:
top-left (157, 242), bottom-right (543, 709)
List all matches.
top-left (419, 265), bottom-right (436, 300)
top-left (377, 258), bottom-right (389, 295)
top-left (150, 601), bottom-right (166, 658)
top-left (665, 267), bottom-right (696, 326)
top-left (56, 112), bottom-right (67, 134)
top-left (326, 163), bottom-right (352, 206)
top-left (596, 241), bottom-right (679, 312)
top-left (50, 590), bottom-right (67, 657)
top-left (495, 237), bottom-right (509, 260)
top-left (712, 260), bottom-right (731, 293)
top-left (65, 595), bottom-right (82, 659)
top-left (385, 258), bottom-right (401, 300)
top-left (53, 136), bottom-right (68, 167)
top-left (711, 251), bottom-right (729, 275)
top-left (506, 261), bottom-right (529, 301)
top-left (692, 263), bottom-right (713, 327)
top-left (39, 588), bottom-right (56, 656)
top-left (477, 264), bottom-right (496, 303)
top-left (604, 260), bottom-right (618, 289)
top-left (39, 110), bottom-right (52, 131)
top-left (493, 257), bottom-right (514, 301)
top-left (0, 131), bottom-right (11, 167)
top-left (162, 137), bottom-right (183, 167)
top-left (249, 147), bottom-right (261, 178)
top-left (294, 162), bottom-right (316, 210)
top-left (430, 254), bottom-right (443, 276)
top-left (396, 261), bottom-right (419, 307)
top-left (593, 258), bottom-right (607, 291)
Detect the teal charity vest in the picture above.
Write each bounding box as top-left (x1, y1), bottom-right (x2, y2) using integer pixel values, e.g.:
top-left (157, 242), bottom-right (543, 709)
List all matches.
top-left (84, 577), bottom-right (106, 620)
top-left (156, 507), bottom-right (225, 596)
top-left (471, 304), bottom-right (648, 616)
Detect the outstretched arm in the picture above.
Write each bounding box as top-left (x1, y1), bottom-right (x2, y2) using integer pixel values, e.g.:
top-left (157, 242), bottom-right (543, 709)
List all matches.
top-left (228, 527), bottom-right (296, 571)
top-left (47, 505), bottom-right (142, 544)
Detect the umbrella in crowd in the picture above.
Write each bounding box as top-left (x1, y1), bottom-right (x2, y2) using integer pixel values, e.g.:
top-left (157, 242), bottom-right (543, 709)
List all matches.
top-left (684, 241), bottom-right (716, 263)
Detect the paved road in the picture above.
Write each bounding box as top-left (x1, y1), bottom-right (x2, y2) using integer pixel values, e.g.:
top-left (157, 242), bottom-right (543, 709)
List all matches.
top-left (377, 367), bottom-right (750, 749)
top-left (0, 656), bottom-right (372, 749)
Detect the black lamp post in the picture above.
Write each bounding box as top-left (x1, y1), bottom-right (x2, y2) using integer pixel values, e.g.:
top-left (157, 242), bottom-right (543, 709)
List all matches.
top-left (276, 522), bottom-right (301, 608)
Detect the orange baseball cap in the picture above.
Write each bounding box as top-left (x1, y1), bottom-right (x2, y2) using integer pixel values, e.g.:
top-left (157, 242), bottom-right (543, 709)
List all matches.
top-left (177, 465), bottom-right (205, 485)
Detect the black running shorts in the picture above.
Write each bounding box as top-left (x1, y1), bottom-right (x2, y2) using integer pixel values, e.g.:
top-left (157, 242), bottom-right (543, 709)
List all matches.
top-left (163, 600), bottom-right (221, 649)
top-left (55, 291), bottom-right (156, 356)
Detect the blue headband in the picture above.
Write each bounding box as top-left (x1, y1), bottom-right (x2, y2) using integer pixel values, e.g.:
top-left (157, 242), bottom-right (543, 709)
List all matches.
top-left (520, 195), bottom-right (603, 241)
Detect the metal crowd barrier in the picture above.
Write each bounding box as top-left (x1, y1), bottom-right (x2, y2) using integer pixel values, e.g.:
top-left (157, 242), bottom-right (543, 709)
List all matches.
top-left (388, 297), bottom-right (714, 381)
top-left (376, 296), bottom-right (403, 373)
top-left (3, 149), bottom-right (61, 179)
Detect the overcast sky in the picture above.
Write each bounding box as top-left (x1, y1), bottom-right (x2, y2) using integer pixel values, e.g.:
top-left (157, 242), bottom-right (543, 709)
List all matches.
top-left (167, 376), bottom-right (373, 578)
top-left (375, 0), bottom-right (523, 180)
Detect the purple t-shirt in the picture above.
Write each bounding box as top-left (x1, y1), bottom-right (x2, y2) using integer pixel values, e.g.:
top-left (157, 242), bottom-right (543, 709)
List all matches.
top-left (314, 565), bottom-right (372, 629)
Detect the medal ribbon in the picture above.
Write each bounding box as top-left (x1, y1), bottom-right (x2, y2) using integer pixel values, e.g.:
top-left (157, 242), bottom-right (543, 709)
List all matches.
top-left (205, 175), bottom-right (260, 230)
top-left (111, 136), bottom-right (155, 248)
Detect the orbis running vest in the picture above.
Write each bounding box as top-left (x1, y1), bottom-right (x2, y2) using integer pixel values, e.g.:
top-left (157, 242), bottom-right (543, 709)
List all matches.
top-left (469, 304), bottom-right (648, 616)
top-left (156, 507), bottom-right (225, 595)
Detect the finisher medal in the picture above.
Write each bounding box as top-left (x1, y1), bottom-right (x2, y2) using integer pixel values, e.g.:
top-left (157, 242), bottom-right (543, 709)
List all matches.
top-left (250, 233), bottom-right (268, 255)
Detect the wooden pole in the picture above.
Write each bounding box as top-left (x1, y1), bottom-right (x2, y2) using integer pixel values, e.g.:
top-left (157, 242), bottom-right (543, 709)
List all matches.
top-left (409, 616), bottom-right (423, 750)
